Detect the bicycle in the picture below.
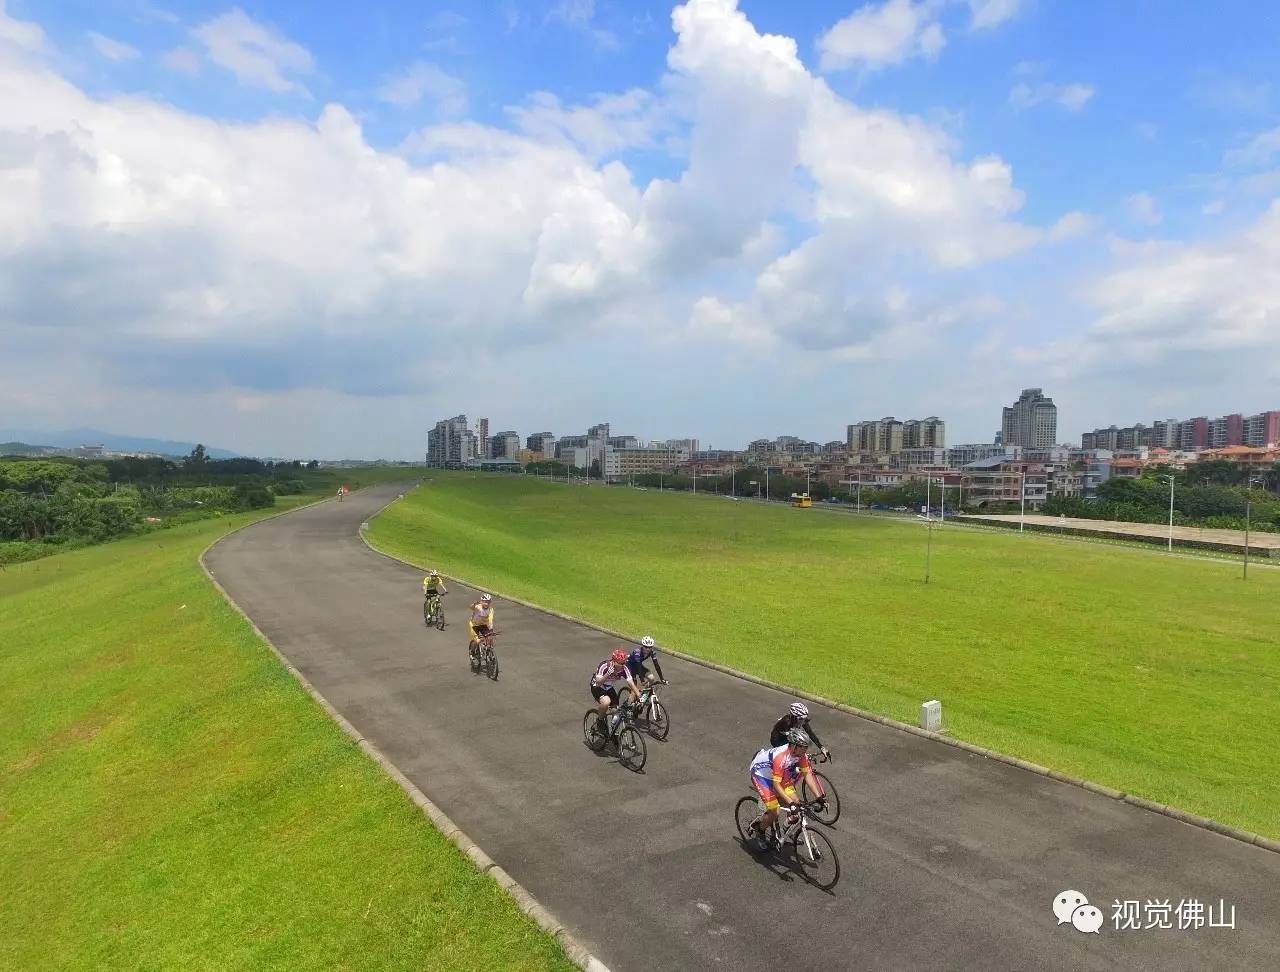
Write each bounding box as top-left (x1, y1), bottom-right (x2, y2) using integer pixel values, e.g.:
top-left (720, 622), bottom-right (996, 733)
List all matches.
top-left (423, 592), bottom-right (447, 630)
top-left (733, 797), bottom-right (840, 890)
top-left (622, 679), bottom-right (670, 740)
top-left (798, 750), bottom-right (841, 826)
top-left (468, 629), bottom-right (499, 680)
top-left (582, 701), bottom-right (647, 772)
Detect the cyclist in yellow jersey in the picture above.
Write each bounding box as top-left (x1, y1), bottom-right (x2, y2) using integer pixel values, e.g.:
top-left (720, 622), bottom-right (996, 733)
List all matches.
top-left (468, 593), bottom-right (495, 659)
top-left (423, 570), bottom-right (448, 625)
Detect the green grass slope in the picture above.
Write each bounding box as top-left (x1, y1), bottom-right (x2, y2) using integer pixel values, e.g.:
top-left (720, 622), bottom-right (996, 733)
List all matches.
top-left (369, 473), bottom-right (1280, 839)
top-left (0, 492), bottom-right (573, 972)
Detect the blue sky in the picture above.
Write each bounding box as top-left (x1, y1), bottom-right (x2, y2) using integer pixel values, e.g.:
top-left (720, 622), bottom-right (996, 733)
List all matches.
top-left (2, 0), bottom-right (1278, 457)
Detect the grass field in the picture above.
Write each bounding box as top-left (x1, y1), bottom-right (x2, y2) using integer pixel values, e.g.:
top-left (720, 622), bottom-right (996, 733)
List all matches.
top-left (369, 473), bottom-right (1280, 839)
top-left (0, 484), bottom-right (573, 972)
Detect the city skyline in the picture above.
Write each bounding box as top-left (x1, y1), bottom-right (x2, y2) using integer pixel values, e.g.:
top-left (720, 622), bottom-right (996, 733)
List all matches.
top-left (3, 1), bottom-right (1278, 459)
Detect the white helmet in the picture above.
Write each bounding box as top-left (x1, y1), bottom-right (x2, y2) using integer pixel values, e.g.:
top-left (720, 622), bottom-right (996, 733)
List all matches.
top-left (480, 593), bottom-right (492, 602)
top-left (640, 635), bottom-right (655, 648)
top-left (428, 569), bottom-right (439, 576)
top-left (789, 702), bottom-right (809, 720)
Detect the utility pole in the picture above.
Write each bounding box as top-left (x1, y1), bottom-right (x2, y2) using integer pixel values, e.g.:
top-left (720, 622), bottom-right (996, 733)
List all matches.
top-left (1164, 474), bottom-right (1175, 552)
top-left (1019, 470), bottom-right (1026, 532)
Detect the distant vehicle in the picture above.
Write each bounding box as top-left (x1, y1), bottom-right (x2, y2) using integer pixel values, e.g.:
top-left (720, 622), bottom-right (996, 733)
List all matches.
top-left (790, 492), bottom-right (813, 508)
top-left (893, 506), bottom-right (910, 512)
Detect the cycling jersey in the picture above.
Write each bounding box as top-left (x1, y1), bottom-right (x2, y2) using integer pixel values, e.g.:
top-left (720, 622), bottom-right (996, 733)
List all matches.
top-left (749, 744), bottom-right (811, 786)
top-left (423, 576), bottom-right (444, 593)
top-left (626, 646), bottom-right (665, 681)
top-left (470, 604), bottom-right (493, 627)
top-left (591, 659), bottom-right (629, 686)
top-left (769, 714), bottom-right (824, 749)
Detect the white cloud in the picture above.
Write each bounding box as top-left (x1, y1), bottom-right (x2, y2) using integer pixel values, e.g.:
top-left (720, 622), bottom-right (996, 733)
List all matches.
top-left (966, 0), bottom-right (1022, 30)
top-left (0, 0), bottom-right (42, 51)
top-left (162, 46), bottom-right (201, 76)
top-left (547, 0), bottom-right (620, 50)
top-left (819, 0), bottom-right (946, 73)
top-left (0, 0), bottom-right (1043, 419)
top-left (89, 32), bottom-right (140, 62)
top-left (1126, 192), bottom-right (1162, 226)
top-left (193, 7), bottom-right (313, 95)
top-left (1049, 210), bottom-right (1099, 240)
top-left (1202, 199), bottom-right (1225, 216)
top-left (1009, 80), bottom-right (1095, 111)
top-left (1225, 124), bottom-right (1280, 169)
top-left (377, 61), bottom-right (467, 117)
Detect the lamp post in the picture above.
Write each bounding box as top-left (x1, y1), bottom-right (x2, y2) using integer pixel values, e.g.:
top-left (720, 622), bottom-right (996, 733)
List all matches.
top-left (1163, 474), bottom-right (1175, 552)
top-left (1244, 476), bottom-right (1261, 579)
top-left (1019, 470), bottom-right (1026, 533)
top-left (766, 468), bottom-right (770, 502)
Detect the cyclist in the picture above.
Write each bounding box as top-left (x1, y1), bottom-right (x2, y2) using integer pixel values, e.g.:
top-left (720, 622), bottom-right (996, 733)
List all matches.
top-left (746, 728), bottom-right (821, 848)
top-left (625, 634), bottom-right (667, 690)
top-left (467, 593), bottom-right (495, 659)
top-left (422, 570), bottom-right (448, 625)
top-left (591, 648), bottom-right (643, 734)
top-left (770, 701), bottom-right (830, 759)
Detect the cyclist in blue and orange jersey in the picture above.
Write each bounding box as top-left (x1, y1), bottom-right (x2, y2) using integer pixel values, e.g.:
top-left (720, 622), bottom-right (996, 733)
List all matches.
top-left (626, 635), bottom-right (667, 688)
top-left (746, 729), bottom-right (821, 847)
top-left (467, 593), bottom-right (494, 659)
top-left (591, 648), bottom-right (643, 733)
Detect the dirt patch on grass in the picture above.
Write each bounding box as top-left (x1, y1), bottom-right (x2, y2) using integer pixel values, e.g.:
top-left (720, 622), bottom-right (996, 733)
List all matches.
top-left (5, 719), bottom-right (105, 776)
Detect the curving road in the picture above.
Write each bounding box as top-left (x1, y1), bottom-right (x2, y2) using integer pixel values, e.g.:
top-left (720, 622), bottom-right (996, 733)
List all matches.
top-left (206, 483), bottom-right (1280, 972)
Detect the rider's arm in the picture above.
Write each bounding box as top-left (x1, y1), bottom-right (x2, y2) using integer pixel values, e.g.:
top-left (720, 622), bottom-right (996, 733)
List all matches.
top-left (803, 718), bottom-right (825, 749)
top-left (769, 750), bottom-right (795, 806)
top-left (768, 717), bottom-right (787, 748)
top-left (650, 653), bottom-right (666, 681)
top-left (439, 582), bottom-right (448, 593)
top-left (623, 672), bottom-right (642, 699)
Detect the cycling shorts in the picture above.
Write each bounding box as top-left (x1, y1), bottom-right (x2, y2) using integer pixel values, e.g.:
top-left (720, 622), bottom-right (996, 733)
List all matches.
top-left (590, 681), bottom-right (619, 705)
top-left (751, 774), bottom-right (797, 813)
top-left (469, 622), bottom-right (492, 639)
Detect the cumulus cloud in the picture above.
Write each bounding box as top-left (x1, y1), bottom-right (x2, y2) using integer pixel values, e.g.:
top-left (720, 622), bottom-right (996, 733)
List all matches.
top-left (1225, 124), bottom-right (1280, 169)
top-left (193, 7), bottom-right (313, 95)
top-left (378, 61), bottom-right (467, 117)
top-left (1009, 80), bottom-right (1095, 111)
top-left (162, 46), bottom-right (200, 75)
top-left (89, 32), bottom-right (140, 62)
top-left (547, 0), bottom-right (620, 50)
top-left (1049, 210), bottom-right (1099, 240)
top-left (818, 0), bottom-right (946, 73)
top-left (0, 0), bottom-right (1042, 407)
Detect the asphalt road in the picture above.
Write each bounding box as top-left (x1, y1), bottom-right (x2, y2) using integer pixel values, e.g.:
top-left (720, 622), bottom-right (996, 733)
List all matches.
top-left (205, 484), bottom-right (1280, 971)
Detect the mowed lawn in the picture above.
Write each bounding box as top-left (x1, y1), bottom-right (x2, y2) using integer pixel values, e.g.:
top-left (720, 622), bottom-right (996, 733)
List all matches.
top-left (370, 474), bottom-right (1280, 839)
top-left (0, 494), bottom-right (573, 972)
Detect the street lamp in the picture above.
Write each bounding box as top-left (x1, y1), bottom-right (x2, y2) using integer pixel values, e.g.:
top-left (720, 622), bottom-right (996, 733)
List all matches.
top-left (1244, 476), bottom-right (1261, 579)
top-left (1019, 470), bottom-right (1026, 533)
top-left (1163, 474), bottom-right (1175, 553)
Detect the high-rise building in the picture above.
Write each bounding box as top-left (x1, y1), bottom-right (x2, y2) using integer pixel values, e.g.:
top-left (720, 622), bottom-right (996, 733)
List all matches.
top-left (1177, 417), bottom-right (1208, 451)
top-left (1001, 388), bottom-right (1058, 449)
top-left (427, 415), bottom-right (477, 466)
top-left (1243, 411), bottom-right (1280, 447)
top-left (903, 417), bottom-right (946, 448)
top-left (490, 431), bottom-right (520, 458)
top-left (1208, 414), bottom-right (1244, 448)
top-left (526, 432), bottom-right (556, 458)
top-left (477, 418), bottom-right (489, 459)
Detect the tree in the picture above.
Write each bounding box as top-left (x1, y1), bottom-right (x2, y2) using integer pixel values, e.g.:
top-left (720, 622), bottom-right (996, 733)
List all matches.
top-left (184, 444), bottom-right (208, 471)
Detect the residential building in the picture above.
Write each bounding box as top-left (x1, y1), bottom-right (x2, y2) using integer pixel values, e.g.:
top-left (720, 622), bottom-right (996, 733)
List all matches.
top-left (1151, 419), bottom-right (1178, 449)
top-left (959, 456), bottom-right (1049, 508)
top-left (607, 436), bottom-right (639, 448)
top-left (945, 443), bottom-right (1013, 467)
top-left (847, 417), bottom-right (905, 454)
top-left (903, 416), bottom-right (946, 448)
top-left (1244, 410), bottom-right (1280, 447)
top-left (526, 432), bottom-right (556, 458)
top-left (1001, 388), bottom-right (1058, 449)
top-left (1178, 417), bottom-right (1208, 451)
top-left (603, 444), bottom-right (689, 480)
top-left (490, 430), bottom-right (520, 458)
top-left (1208, 414), bottom-right (1244, 448)
top-left (427, 414), bottom-right (477, 466)
top-left (477, 418), bottom-right (489, 459)
top-left (1198, 445), bottom-right (1280, 471)
top-left (660, 438), bottom-right (700, 454)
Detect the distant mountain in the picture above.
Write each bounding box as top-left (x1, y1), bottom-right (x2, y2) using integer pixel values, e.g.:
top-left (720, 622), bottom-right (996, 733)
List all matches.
top-left (0, 428), bottom-right (239, 459)
top-left (1, 441), bottom-right (56, 456)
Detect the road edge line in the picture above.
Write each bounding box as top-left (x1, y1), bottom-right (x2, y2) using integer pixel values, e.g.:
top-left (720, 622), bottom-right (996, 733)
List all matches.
top-left (360, 488), bottom-right (1278, 859)
top-left (200, 487), bottom-right (613, 972)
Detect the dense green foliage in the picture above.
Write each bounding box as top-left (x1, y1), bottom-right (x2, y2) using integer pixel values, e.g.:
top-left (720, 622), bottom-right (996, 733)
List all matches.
top-left (371, 473), bottom-right (1280, 839)
top-left (0, 450), bottom-right (415, 563)
top-left (0, 497), bottom-right (572, 972)
top-left (1045, 468), bottom-right (1280, 531)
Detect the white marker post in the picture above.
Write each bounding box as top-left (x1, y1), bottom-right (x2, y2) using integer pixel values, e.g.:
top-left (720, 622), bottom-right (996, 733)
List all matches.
top-left (921, 699), bottom-right (942, 733)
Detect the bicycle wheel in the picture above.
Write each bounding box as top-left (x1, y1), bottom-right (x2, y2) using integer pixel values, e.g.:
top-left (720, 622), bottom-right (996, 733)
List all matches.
top-left (583, 710), bottom-right (608, 752)
top-left (801, 771), bottom-right (841, 826)
top-left (734, 795), bottom-right (764, 846)
top-left (424, 600), bottom-right (430, 625)
top-left (435, 609), bottom-right (446, 631)
top-left (617, 726), bottom-right (647, 772)
top-left (469, 644), bottom-right (480, 674)
top-left (485, 648), bottom-right (499, 681)
top-left (792, 825), bottom-right (840, 890)
top-left (647, 700), bottom-right (670, 741)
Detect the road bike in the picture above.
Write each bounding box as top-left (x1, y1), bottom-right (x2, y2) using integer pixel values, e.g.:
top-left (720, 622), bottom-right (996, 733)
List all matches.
top-left (622, 679), bottom-right (670, 740)
top-left (468, 629), bottom-right (499, 680)
top-left (733, 797), bottom-right (840, 890)
top-left (424, 593), bottom-right (446, 630)
top-left (582, 702), bottom-right (647, 772)
top-left (798, 750), bottom-right (841, 826)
